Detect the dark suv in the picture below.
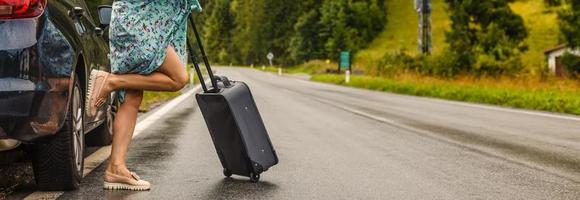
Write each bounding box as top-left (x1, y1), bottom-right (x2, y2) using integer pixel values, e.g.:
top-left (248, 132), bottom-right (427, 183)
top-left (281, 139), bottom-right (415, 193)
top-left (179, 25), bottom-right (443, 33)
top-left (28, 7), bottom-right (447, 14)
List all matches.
top-left (0, 0), bottom-right (115, 190)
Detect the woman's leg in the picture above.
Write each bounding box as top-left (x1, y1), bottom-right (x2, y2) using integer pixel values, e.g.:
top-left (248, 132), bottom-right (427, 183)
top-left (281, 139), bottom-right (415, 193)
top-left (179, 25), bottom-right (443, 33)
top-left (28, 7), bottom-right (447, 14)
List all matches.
top-left (108, 46), bottom-right (189, 92)
top-left (92, 46), bottom-right (188, 106)
top-left (103, 46), bottom-right (186, 178)
top-left (106, 89), bottom-right (143, 177)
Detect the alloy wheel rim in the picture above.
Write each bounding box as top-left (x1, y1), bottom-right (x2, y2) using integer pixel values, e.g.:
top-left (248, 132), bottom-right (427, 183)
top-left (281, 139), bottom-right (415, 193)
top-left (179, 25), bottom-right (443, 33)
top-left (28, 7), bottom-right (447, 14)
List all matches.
top-left (72, 85), bottom-right (84, 174)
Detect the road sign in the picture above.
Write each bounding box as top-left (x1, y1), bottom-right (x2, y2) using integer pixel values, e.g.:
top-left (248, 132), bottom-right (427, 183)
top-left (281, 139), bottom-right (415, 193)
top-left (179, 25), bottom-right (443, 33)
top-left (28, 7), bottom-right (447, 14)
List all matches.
top-left (267, 52), bottom-right (274, 67)
top-left (267, 52), bottom-right (274, 60)
top-left (339, 51), bottom-right (351, 71)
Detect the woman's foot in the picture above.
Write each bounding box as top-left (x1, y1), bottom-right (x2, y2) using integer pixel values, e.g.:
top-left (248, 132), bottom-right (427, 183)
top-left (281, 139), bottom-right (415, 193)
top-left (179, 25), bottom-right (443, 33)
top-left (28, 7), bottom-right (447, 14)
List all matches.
top-left (104, 170), bottom-right (151, 191)
top-left (86, 70), bottom-right (111, 116)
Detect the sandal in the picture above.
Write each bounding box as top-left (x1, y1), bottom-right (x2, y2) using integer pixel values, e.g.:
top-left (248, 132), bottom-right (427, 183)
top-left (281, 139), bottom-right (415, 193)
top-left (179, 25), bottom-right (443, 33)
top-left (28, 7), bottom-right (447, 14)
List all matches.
top-left (104, 171), bottom-right (151, 191)
top-left (86, 70), bottom-right (110, 117)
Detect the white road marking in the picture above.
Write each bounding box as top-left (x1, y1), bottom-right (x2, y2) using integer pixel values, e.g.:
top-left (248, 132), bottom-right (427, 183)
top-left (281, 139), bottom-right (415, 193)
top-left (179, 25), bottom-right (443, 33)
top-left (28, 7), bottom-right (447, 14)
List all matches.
top-left (24, 84), bottom-right (202, 200)
top-left (430, 98), bottom-right (580, 122)
top-left (293, 78), bottom-right (580, 122)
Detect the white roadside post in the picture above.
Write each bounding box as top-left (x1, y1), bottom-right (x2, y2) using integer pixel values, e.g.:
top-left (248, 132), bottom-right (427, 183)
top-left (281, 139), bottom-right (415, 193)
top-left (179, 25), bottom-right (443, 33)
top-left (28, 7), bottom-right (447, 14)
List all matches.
top-left (251, 64), bottom-right (254, 69)
top-left (340, 51), bottom-right (352, 84)
top-left (345, 70), bottom-right (351, 84)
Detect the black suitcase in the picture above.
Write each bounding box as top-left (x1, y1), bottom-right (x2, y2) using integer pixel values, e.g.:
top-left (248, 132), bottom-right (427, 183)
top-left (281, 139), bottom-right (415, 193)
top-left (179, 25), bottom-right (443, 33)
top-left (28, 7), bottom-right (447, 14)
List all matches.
top-left (187, 15), bottom-right (278, 182)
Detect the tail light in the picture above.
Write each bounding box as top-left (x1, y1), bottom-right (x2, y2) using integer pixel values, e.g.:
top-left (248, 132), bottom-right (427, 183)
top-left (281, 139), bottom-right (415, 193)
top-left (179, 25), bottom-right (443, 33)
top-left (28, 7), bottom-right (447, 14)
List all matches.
top-left (0, 0), bottom-right (47, 19)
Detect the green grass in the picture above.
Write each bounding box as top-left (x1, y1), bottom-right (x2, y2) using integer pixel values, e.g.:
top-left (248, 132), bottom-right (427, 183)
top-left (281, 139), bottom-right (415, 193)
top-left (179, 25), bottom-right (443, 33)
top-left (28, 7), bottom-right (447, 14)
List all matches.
top-left (311, 74), bottom-right (580, 115)
top-left (140, 91), bottom-right (182, 112)
top-left (256, 60), bottom-right (338, 74)
top-left (355, 0), bottom-right (561, 74)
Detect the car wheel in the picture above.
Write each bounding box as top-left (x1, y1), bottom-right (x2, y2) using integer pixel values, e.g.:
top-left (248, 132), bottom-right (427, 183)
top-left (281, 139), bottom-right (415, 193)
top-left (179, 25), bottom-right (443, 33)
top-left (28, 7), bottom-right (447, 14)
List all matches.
top-left (86, 93), bottom-right (117, 146)
top-left (32, 78), bottom-right (84, 191)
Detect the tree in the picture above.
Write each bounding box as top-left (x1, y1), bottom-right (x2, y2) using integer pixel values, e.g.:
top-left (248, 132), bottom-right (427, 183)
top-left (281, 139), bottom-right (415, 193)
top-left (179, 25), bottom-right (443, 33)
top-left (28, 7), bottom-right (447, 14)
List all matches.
top-left (559, 0), bottom-right (580, 77)
top-left (319, 0), bottom-right (348, 59)
top-left (444, 0), bottom-right (528, 75)
top-left (560, 0), bottom-right (580, 49)
top-left (261, 0), bottom-right (303, 65)
top-left (203, 0), bottom-right (235, 63)
top-left (197, 0), bottom-right (387, 66)
top-left (289, 0), bottom-right (324, 63)
top-left (231, 0), bottom-right (267, 65)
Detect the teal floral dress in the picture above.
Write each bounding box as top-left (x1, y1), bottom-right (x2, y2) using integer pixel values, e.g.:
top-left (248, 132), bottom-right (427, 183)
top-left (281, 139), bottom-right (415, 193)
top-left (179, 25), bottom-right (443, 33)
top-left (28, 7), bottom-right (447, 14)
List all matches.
top-left (109, 0), bottom-right (202, 102)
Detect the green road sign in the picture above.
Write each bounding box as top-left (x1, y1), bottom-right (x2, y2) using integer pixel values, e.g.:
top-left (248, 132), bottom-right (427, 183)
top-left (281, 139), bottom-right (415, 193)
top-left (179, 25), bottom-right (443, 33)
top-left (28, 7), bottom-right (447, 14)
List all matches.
top-left (340, 51), bottom-right (351, 70)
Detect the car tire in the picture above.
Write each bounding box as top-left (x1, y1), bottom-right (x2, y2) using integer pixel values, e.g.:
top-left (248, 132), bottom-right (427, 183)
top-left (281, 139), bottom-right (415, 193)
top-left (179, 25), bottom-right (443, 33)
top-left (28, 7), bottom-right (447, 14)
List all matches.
top-left (86, 94), bottom-right (117, 146)
top-left (31, 78), bottom-right (84, 191)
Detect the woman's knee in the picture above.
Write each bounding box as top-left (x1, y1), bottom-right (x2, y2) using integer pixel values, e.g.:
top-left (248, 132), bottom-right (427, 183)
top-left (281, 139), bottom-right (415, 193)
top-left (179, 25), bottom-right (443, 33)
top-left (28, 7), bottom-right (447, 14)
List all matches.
top-left (124, 90), bottom-right (143, 108)
top-left (166, 69), bottom-right (188, 92)
top-left (173, 72), bottom-right (189, 91)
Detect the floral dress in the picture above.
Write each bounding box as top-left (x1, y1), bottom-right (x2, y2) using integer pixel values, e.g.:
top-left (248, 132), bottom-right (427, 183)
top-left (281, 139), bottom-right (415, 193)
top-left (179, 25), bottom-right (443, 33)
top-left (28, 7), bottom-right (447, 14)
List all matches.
top-left (109, 0), bottom-right (202, 102)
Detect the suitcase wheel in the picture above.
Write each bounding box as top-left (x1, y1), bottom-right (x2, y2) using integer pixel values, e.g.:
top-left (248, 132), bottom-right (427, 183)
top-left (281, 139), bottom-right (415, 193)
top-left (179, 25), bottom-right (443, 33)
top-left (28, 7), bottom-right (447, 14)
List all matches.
top-left (249, 172), bottom-right (260, 183)
top-left (223, 169), bottom-right (232, 177)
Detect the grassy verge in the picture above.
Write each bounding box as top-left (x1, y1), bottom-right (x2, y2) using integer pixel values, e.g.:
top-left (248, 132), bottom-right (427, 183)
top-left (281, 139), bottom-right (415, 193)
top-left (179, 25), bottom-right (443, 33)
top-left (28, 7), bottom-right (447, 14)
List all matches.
top-left (140, 91), bottom-right (182, 112)
top-left (311, 73), bottom-right (580, 115)
top-left (255, 60), bottom-right (338, 74)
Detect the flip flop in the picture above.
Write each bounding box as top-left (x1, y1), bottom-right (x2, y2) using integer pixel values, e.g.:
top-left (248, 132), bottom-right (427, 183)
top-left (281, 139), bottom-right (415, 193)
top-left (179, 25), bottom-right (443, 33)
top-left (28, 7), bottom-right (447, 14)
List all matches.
top-left (104, 171), bottom-right (151, 191)
top-left (86, 70), bottom-right (110, 117)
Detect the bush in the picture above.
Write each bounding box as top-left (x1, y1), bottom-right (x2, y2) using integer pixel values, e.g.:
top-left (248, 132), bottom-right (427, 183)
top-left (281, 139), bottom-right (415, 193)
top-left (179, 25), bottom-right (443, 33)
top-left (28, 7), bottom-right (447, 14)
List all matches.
top-left (421, 51), bottom-right (465, 77)
top-left (374, 48), bottom-right (525, 78)
top-left (473, 55), bottom-right (524, 77)
top-left (375, 50), bottom-right (466, 77)
top-left (560, 52), bottom-right (580, 78)
top-left (374, 51), bottom-right (417, 76)
top-left (291, 60), bottom-right (336, 74)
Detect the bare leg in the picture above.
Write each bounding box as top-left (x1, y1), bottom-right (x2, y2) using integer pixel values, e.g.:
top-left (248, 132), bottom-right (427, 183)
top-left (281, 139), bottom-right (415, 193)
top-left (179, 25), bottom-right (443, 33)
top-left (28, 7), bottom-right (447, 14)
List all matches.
top-left (103, 46), bottom-right (187, 182)
top-left (92, 45), bottom-right (189, 106)
top-left (106, 89), bottom-right (142, 178)
top-left (110, 45), bottom-right (188, 92)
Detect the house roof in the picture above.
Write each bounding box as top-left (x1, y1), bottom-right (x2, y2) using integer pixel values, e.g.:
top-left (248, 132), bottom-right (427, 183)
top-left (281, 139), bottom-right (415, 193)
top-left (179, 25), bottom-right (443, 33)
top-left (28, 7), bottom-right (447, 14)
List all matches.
top-left (544, 44), bottom-right (568, 55)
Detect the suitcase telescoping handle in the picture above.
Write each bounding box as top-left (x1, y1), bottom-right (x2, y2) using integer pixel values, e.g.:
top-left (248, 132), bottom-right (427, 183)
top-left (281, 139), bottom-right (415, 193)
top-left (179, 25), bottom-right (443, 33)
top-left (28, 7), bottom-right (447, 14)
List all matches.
top-left (187, 14), bottom-right (219, 93)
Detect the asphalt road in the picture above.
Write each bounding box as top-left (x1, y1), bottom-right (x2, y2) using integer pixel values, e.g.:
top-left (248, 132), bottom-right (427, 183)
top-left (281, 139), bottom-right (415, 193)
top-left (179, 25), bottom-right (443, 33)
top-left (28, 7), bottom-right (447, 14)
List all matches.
top-left (9, 67), bottom-right (580, 199)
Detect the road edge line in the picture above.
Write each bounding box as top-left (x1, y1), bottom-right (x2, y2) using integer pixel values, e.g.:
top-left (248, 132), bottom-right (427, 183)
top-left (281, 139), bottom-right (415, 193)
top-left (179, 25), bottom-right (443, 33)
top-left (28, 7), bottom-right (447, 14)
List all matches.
top-left (292, 78), bottom-right (580, 122)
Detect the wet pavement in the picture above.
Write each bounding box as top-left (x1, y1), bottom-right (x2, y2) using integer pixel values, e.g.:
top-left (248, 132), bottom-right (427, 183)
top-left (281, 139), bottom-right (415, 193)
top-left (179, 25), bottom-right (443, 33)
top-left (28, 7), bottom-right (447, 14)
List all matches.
top-left (5, 67), bottom-right (580, 199)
